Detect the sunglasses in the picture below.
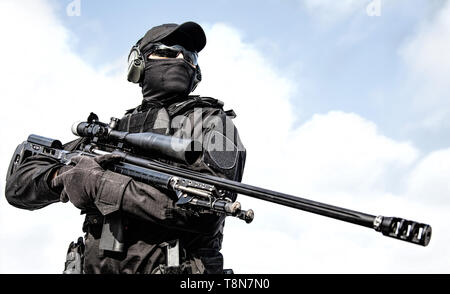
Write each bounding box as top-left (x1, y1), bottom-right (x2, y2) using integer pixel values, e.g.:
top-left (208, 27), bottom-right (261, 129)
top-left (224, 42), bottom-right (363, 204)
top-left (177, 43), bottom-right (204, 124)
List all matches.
top-left (147, 43), bottom-right (198, 66)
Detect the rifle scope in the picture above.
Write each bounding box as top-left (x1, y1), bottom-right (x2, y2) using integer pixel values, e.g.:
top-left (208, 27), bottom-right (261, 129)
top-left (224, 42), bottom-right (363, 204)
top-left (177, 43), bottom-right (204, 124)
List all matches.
top-left (72, 121), bottom-right (202, 165)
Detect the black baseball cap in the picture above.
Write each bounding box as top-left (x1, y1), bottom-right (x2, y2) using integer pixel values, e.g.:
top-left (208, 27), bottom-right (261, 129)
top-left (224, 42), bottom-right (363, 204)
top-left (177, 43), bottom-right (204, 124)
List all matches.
top-left (139, 21), bottom-right (206, 53)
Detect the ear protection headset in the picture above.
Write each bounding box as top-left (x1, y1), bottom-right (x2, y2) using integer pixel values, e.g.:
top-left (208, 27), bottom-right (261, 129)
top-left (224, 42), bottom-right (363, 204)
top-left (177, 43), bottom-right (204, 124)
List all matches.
top-left (127, 42), bottom-right (202, 91)
top-left (127, 43), bottom-right (145, 84)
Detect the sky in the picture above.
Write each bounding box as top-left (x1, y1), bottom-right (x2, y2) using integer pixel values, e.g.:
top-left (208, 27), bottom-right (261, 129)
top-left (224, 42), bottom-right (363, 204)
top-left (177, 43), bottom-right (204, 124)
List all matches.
top-left (0, 0), bottom-right (449, 273)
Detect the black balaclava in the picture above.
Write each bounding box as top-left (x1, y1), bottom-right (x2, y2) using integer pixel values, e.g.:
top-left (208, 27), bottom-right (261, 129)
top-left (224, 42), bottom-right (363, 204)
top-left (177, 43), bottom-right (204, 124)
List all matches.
top-left (141, 55), bottom-right (196, 105)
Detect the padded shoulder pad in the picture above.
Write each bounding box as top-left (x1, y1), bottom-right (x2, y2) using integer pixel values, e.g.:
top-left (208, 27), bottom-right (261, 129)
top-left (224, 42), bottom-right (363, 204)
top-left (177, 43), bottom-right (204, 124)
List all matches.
top-left (204, 130), bottom-right (238, 170)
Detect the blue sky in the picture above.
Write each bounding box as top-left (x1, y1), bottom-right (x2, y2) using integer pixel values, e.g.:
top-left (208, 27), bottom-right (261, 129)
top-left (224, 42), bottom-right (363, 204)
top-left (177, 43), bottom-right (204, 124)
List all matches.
top-left (1, 0), bottom-right (450, 273)
top-left (48, 0), bottom-right (449, 152)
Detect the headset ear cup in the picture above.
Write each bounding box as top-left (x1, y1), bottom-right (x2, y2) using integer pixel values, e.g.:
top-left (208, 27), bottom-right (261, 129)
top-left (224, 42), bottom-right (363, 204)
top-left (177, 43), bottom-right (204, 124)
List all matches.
top-left (127, 47), bottom-right (145, 83)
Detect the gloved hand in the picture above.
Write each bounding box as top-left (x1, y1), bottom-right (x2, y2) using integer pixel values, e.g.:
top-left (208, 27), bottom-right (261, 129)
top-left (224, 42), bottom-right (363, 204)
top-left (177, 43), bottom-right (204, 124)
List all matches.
top-left (51, 154), bottom-right (121, 210)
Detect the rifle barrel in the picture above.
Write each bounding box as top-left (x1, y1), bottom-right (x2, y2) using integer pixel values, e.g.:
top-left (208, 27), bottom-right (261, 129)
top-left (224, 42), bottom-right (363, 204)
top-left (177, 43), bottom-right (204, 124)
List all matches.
top-left (108, 149), bottom-right (431, 246)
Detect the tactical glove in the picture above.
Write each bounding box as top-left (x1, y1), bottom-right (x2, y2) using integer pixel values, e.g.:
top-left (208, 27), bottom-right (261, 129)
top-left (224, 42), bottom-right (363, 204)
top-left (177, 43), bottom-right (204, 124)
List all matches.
top-left (51, 154), bottom-right (122, 210)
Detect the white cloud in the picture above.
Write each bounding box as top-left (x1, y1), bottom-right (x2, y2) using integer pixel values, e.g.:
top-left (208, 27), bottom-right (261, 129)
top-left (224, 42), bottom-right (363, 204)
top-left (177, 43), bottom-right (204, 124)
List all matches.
top-left (406, 149), bottom-right (450, 205)
top-left (0, 0), bottom-right (139, 273)
top-left (399, 1), bottom-right (450, 128)
top-left (195, 23), bottom-right (297, 186)
top-left (0, 0), bottom-right (448, 274)
top-left (282, 111), bottom-right (418, 196)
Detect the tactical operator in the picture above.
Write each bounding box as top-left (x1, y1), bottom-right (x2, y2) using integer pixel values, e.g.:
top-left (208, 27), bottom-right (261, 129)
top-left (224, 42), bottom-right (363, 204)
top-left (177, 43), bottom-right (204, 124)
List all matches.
top-left (5, 22), bottom-right (246, 274)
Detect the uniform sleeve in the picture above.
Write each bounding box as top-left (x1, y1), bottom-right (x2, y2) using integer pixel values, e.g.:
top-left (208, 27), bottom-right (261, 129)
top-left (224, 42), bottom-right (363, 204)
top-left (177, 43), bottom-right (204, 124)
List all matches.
top-left (94, 170), bottom-right (223, 234)
top-left (5, 155), bottom-right (63, 210)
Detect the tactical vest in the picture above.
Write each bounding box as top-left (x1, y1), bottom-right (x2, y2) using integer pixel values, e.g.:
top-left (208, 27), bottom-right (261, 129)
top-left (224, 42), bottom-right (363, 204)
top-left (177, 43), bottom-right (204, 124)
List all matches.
top-left (115, 95), bottom-right (245, 183)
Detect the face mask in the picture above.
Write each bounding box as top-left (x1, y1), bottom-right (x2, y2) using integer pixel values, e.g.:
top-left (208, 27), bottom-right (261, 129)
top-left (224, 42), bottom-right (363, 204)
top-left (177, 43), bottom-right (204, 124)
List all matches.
top-left (141, 58), bottom-right (196, 104)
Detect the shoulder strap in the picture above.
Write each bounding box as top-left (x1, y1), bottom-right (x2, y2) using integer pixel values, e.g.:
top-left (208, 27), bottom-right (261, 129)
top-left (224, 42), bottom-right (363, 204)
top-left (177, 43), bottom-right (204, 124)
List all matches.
top-left (166, 95), bottom-right (228, 118)
top-left (124, 99), bottom-right (165, 115)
